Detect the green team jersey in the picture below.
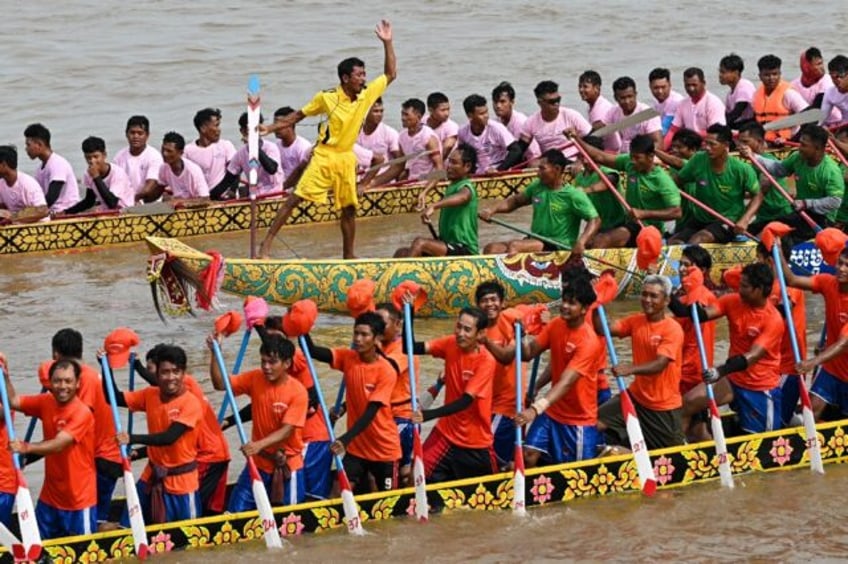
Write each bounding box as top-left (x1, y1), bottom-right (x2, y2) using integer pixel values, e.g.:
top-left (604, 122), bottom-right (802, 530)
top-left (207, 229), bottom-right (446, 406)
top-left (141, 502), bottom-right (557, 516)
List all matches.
top-left (676, 152), bottom-right (759, 224)
top-left (438, 178), bottom-right (478, 253)
top-left (671, 160), bottom-right (697, 229)
top-left (756, 152), bottom-right (793, 222)
top-left (574, 166), bottom-right (627, 231)
top-left (781, 152), bottom-right (845, 221)
top-left (523, 178), bottom-right (598, 247)
top-left (612, 154), bottom-right (681, 230)
top-left (829, 159), bottom-right (848, 224)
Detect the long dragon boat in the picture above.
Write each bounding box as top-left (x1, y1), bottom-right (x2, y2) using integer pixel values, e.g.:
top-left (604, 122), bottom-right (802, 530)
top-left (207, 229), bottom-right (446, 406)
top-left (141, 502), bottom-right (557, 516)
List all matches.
top-left (0, 171), bottom-right (534, 256)
top-left (2, 419), bottom-right (845, 562)
top-left (145, 236), bottom-right (829, 318)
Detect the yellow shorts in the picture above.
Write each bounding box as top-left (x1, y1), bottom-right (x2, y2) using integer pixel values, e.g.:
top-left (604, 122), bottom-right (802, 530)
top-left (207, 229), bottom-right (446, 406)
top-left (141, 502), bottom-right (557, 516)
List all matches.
top-left (295, 148), bottom-right (358, 209)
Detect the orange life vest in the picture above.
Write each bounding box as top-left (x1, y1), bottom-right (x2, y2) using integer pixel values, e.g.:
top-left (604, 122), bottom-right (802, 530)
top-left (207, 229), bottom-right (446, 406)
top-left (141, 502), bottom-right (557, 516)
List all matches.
top-left (753, 80), bottom-right (792, 142)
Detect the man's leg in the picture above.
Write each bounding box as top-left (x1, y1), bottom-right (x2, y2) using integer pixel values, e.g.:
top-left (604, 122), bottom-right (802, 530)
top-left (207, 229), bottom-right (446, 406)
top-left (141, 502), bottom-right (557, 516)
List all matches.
top-left (340, 205), bottom-right (357, 259)
top-left (259, 193), bottom-right (302, 257)
top-left (590, 226), bottom-right (633, 249)
top-left (408, 238), bottom-right (448, 257)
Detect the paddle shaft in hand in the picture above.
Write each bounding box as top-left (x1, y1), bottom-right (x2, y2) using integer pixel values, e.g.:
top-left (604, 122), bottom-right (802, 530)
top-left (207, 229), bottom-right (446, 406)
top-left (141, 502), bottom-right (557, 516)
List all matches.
top-left (513, 322), bottom-right (527, 515)
top-left (748, 156), bottom-right (822, 232)
top-left (569, 140), bottom-right (644, 228)
top-left (217, 328), bottom-right (252, 423)
top-left (403, 303), bottom-right (429, 521)
top-left (676, 190), bottom-right (758, 240)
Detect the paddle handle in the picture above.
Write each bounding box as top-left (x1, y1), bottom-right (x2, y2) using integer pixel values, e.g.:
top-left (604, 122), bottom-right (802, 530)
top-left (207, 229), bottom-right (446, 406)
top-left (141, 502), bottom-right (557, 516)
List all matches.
top-left (298, 336), bottom-right (345, 470)
top-left (514, 322), bottom-right (524, 448)
top-left (827, 138), bottom-right (848, 169)
top-left (211, 341), bottom-right (249, 446)
top-left (749, 156), bottom-right (821, 233)
top-left (127, 352), bottom-right (136, 437)
top-left (403, 304), bottom-right (420, 412)
top-left (99, 357), bottom-right (132, 462)
top-left (690, 304), bottom-right (719, 405)
top-left (0, 368), bottom-right (24, 471)
top-left (772, 244), bottom-right (803, 363)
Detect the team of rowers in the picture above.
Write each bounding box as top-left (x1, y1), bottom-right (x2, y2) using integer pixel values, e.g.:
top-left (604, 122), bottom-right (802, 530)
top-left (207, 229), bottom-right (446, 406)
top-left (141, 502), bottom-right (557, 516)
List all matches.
top-left (3, 225), bottom-right (848, 540)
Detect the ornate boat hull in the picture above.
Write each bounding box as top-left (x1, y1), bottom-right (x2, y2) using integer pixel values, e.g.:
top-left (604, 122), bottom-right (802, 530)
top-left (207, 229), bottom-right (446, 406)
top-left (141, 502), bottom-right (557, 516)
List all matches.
top-left (4, 419), bottom-right (845, 562)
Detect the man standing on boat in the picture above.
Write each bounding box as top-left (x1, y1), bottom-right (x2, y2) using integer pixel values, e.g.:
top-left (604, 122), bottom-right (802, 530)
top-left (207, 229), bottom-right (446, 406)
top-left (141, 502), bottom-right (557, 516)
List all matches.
top-left (258, 20), bottom-right (396, 260)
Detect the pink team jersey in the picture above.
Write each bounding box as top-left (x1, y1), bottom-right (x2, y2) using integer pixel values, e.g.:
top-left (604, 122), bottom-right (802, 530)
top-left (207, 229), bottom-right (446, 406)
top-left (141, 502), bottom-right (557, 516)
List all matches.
top-left (457, 120), bottom-right (515, 173)
top-left (113, 145), bottom-right (164, 196)
top-left (353, 143), bottom-right (373, 172)
top-left (276, 136), bottom-right (313, 179)
top-left (426, 117), bottom-right (459, 148)
top-left (725, 78), bottom-right (757, 121)
top-left (158, 158), bottom-right (210, 198)
top-left (820, 86), bottom-right (848, 126)
top-left (653, 90), bottom-right (686, 122)
top-left (604, 101), bottom-right (663, 153)
top-left (672, 91), bottom-right (727, 132)
top-left (82, 164), bottom-right (135, 209)
top-left (792, 75), bottom-right (837, 112)
top-left (499, 111), bottom-right (541, 161)
top-left (399, 125), bottom-right (441, 180)
top-left (588, 95), bottom-right (615, 125)
top-left (357, 122), bottom-right (400, 160)
top-left (184, 139), bottom-right (236, 187)
top-left (0, 171), bottom-right (47, 213)
top-left (521, 107), bottom-right (591, 159)
top-left (35, 152), bottom-right (80, 212)
top-left (226, 140), bottom-right (283, 195)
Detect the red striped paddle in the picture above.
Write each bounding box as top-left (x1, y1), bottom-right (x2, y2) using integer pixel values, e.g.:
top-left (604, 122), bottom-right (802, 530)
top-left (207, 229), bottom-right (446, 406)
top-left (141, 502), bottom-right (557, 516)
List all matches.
top-left (512, 322), bottom-right (527, 515)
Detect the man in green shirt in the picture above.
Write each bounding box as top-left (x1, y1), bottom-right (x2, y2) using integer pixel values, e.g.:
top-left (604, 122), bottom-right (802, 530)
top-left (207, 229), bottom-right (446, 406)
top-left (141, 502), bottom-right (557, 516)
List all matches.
top-left (737, 122), bottom-right (793, 234)
top-left (667, 124), bottom-right (763, 244)
top-left (654, 128), bottom-right (703, 235)
top-left (830, 126), bottom-right (848, 229)
top-left (572, 136), bottom-right (628, 244)
top-left (394, 145), bottom-right (479, 257)
top-left (479, 149), bottom-right (600, 255)
top-left (744, 124), bottom-right (845, 242)
top-left (567, 132), bottom-right (681, 248)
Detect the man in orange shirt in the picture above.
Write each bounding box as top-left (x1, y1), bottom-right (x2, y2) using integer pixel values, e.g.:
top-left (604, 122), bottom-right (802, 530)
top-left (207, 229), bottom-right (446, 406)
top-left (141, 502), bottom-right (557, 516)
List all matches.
top-left (595, 275), bottom-right (686, 451)
top-left (301, 312), bottom-right (401, 494)
top-left (674, 263), bottom-right (784, 434)
top-left (105, 345), bottom-right (203, 524)
top-left (209, 332), bottom-right (308, 509)
top-left (0, 410), bottom-right (14, 530)
top-left (408, 307), bottom-right (498, 482)
top-left (5, 359), bottom-right (97, 539)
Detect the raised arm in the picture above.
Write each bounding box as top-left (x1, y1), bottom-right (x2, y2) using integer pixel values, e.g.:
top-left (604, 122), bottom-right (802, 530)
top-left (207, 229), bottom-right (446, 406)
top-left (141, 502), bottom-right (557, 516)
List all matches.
top-left (375, 20), bottom-right (397, 84)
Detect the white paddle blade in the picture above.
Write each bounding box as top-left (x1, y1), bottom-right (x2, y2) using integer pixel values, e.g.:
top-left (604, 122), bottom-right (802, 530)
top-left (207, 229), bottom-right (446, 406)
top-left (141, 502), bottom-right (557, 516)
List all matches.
top-left (0, 521), bottom-right (20, 550)
top-left (340, 488), bottom-right (365, 535)
top-left (412, 432), bottom-right (428, 522)
top-left (621, 394), bottom-right (657, 496)
top-left (802, 405), bottom-right (824, 475)
top-left (709, 411), bottom-right (734, 488)
top-left (15, 481), bottom-right (42, 561)
top-left (124, 469), bottom-right (150, 558)
top-left (251, 476), bottom-right (284, 548)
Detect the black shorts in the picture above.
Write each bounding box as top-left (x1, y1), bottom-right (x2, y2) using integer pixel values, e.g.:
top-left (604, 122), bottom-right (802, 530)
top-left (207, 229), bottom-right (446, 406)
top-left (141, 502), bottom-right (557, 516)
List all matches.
top-left (671, 220), bottom-right (736, 244)
top-left (424, 427), bottom-right (497, 484)
top-left (622, 221), bottom-right (641, 247)
top-left (343, 452), bottom-right (398, 495)
top-left (599, 394), bottom-right (685, 451)
top-left (198, 460), bottom-right (229, 514)
top-left (445, 242), bottom-right (473, 256)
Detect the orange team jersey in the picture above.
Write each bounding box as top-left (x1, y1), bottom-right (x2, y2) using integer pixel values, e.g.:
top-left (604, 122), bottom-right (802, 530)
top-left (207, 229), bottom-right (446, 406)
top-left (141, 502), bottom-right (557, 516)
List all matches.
top-left (231, 369), bottom-right (308, 473)
top-left (427, 336), bottom-right (496, 449)
top-left (811, 274), bottom-right (848, 381)
top-left (0, 416), bottom-right (16, 495)
top-left (584, 308), bottom-right (610, 391)
top-left (613, 314), bottom-right (684, 411)
top-left (39, 360), bottom-right (121, 464)
top-left (486, 309), bottom-right (527, 417)
top-left (768, 284), bottom-right (807, 374)
top-left (382, 338), bottom-right (419, 419)
top-left (19, 394), bottom-right (96, 510)
top-left (184, 375), bottom-right (230, 464)
top-left (534, 318), bottom-right (602, 425)
top-left (124, 387), bottom-right (202, 495)
top-left (716, 294), bottom-right (784, 390)
top-left (289, 349), bottom-right (330, 443)
top-left (676, 286), bottom-right (719, 392)
top-left (331, 348), bottom-right (401, 462)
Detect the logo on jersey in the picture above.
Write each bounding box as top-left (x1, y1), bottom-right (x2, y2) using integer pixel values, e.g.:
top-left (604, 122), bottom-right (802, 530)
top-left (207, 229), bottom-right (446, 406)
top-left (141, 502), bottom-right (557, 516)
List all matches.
top-left (167, 408), bottom-right (182, 422)
top-left (839, 311), bottom-right (848, 324)
top-left (564, 341), bottom-right (576, 354)
top-left (747, 326), bottom-right (762, 338)
top-left (56, 418), bottom-right (68, 431)
top-left (650, 334), bottom-right (663, 347)
top-left (272, 402), bottom-right (289, 416)
top-left (461, 370), bottom-right (474, 383)
top-left (364, 383), bottom-right (376, 394)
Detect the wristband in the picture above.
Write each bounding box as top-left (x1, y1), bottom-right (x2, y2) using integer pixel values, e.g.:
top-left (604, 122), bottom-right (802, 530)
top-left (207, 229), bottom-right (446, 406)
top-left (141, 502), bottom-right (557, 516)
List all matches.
top-left (532, 398), bottom-right (550, 415)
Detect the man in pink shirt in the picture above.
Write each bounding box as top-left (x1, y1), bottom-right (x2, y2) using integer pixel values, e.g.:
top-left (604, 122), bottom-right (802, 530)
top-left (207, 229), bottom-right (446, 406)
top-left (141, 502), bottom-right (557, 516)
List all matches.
top-left (820, 56), bottom-right (848, 127)
top-left (210, 112), bottom-right (282, 199)
top-left (113, 115), bottom-right (164, 202)
top-left (792, 47), bottom-right (835, 111)
top-left (517, 80), bottom-right (592, 160)
top-left (371, 98), bottom-right (442, 185)
top-left (24, 123), bottom-right (80, 213)
top-left (358, 97), bottom-right (400, 163)
top-left (649, 68), bottom-right (686, 135)
top-left (665, 67), bottom-right (726, 148)
top-left (491, 81), bottom-right (540, 163)
top-left (718, 53), bottom-right (757, 128)
top-left (156, 132), bottom-right (210, 201)
top-left (426, 92), bottom-right (459, 159)
top-left (184, 108), bottom-right (237, 187)
top-left (0, 145), bottom-right (48, 223)
top-left (457, 94), bottom-right (522, 173)
top-left (579, 70), bottom-right (615, 129)
top-left (272, 106), bottom-right (313, 191)
top-left (603, 76), bottom-right (663, 153)
top-left (61, 137), bottom-right (134, 215)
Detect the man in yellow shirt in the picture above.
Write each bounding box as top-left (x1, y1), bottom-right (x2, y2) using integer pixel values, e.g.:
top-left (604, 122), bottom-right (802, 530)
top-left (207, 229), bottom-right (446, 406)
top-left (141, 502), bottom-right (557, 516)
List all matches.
top-left (258, 20), bottom-right (396, 259)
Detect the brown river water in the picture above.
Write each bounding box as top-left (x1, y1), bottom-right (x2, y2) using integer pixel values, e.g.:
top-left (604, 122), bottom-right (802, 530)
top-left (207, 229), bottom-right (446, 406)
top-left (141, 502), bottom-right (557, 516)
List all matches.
top-left (1, 0), bottom-right (845, 560)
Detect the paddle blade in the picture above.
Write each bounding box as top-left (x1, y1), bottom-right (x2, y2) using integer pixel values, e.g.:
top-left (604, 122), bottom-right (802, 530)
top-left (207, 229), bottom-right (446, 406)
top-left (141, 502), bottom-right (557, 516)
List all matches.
top-left (412, 429), bottom-right (428, 522)
top-left (14, 475), bottom-right (42, 561)
top-left (619, 393), bottom-right (657, 496)
top-left (708, 400), bottom-right (734, 489)
top-left (337, 470), bottom-right (365, 535)
top-left (0, 521), bottom-right (20, 552)
top-left (250, 469), bottom-right (284, 548)
top-left (124, 468), bottom-right (150, 558)
top-left (513, 445), bottom-right (527, 516)
top-left (419, 377), bottom-right (444, 410)
top-left (798, 381), bottom-right (825, 475)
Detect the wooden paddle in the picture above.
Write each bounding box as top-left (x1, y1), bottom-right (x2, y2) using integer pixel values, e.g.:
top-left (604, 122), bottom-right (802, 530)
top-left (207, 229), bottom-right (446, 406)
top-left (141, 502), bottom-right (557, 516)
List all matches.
top-left (591, 108), bottom-right (660, 138)
top-left (100, 356), bottom-right (150, 559)
top-left (595, 306), bottom-right (657, 496)
top-left (771, 242), bottom-right (825, 474)
top-left (0, 367), bottom-right (42, 562)
top-left (403, 302), bottom-right (429, 522)
top-left (512, 322), bottom-right (527, 516)
top-left (122, 201), bottom-right (176, 216)
top-left (676, 190), bottom-right (759, 240)
top-left (690, 304), bottom-right (734, 488)
top-left (763, 108), bottom-right (824, 132)
top-left (211, 340), bottom-right (284, 548)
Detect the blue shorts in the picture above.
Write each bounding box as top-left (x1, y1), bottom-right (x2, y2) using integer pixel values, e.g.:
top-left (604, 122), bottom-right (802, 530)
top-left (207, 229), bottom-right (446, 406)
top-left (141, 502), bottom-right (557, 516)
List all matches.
top-left (228, 466), bottom-right (305, 513)
top-left (779, 374), bottom-right (801, 426)
top-left (730, 381), bottom-right (782, 434)
top-left (303, 441), bottom-right (333, 500)
top-left (124, 480), bottom-right (199, 526)
top-left (491, 414), bottom-right (516, 466)
top-left (395, 417), bottom-right (414, 467)
top-left (811, 367), bottom-right (848, 415)
top-left (36, 501), bottom-right (96, 540)
top-left (524, 412), bottom-right (600, 463)
top-left (0, 491), bottom-right (14, 530)
top-left (597, 388), bottom-right (612, 406)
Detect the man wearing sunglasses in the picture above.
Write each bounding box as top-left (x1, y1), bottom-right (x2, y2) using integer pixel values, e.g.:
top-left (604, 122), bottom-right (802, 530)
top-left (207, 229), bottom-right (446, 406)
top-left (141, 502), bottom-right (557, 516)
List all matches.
top-left (512, 80), bottom-right (591, 163)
